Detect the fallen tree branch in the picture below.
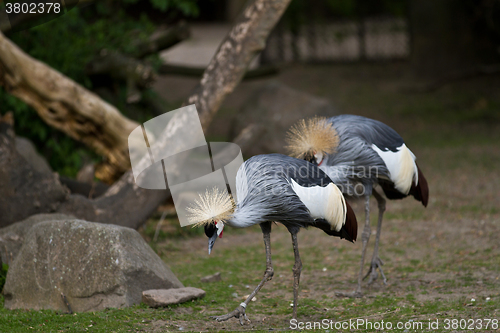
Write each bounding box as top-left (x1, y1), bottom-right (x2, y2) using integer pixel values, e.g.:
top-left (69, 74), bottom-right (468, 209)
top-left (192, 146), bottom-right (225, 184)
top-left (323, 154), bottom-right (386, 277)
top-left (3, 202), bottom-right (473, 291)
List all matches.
top-left (85, 50), bottom-right (156, 87)
top-left (85, 49), bottom-right (156, 103)
top-left (0, 30), bottom-right (139, 183)
top-left (85, 22), bottom-right (191, 103)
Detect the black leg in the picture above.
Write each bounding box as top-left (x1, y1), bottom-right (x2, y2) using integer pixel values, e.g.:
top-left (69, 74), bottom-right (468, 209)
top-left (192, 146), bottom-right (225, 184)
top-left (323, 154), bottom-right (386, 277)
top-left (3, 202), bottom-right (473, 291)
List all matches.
top-left (211, 222), bottom-right (274, 325)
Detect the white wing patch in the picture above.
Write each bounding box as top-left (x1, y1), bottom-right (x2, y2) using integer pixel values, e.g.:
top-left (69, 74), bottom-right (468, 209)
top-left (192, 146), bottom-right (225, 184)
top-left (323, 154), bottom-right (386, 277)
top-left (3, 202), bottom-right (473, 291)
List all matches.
top-left (290, 179), bottom-right (346, 231)
top-left (371, 143), bottom-right (418, 194)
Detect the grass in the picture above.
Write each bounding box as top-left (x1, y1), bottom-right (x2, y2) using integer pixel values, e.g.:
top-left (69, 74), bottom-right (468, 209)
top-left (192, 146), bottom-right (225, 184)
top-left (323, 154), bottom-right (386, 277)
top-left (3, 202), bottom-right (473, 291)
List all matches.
top-left (1, 63), bottom-right (500, 332)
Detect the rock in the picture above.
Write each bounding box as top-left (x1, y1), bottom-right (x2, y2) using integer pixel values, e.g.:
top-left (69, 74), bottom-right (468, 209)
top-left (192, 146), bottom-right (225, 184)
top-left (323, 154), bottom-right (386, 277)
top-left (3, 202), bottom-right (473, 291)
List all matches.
top-left (234, 82), bottom-right (336, 157)
top-left (59, 176), bottom-right (109, 199)
top-left (142, 287), bottom-right (205, 307)
top-left (15, 137), bottom-right (53, 175)
top-left (3, 219), bottom-right (183, 312)
top-left (200, 272), bottom-right (221, 283)
top-left (0, 213), bottom-right (74, 265)
top-left (0, 128), bottom-right (69, 228)
top-left (76, 163), bottom-right (95, 184)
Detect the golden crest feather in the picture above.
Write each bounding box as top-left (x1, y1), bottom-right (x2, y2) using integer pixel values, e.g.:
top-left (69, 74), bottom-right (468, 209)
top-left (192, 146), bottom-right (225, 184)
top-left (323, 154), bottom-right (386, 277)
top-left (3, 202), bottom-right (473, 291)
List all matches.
top-left (187, 187), bottom-right (234, 228)
top-left (285, 117), bottom-right (339, 159)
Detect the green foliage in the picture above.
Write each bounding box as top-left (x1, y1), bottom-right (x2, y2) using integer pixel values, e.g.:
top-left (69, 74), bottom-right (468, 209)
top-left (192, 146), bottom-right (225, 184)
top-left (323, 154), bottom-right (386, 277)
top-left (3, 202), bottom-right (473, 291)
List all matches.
top-left (0, 263), bottom-right (7, 293)
top-left (0, 0), bottom-right (198, 177)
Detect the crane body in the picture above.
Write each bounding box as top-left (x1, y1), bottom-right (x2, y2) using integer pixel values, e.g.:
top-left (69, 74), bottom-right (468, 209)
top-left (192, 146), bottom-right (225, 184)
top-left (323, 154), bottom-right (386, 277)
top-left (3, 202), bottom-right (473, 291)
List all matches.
top-left (287, 115), bottom-right (428, 297)
top-left (189, 154), bottom-right (357, 323)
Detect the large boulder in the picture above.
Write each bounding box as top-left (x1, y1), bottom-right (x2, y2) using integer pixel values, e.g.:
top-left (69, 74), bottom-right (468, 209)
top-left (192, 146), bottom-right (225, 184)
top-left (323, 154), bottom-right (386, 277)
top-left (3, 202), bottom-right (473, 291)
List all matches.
top-left (0, 125), bottom-right (69, 228)
top-left (234, 82), bottom-right (336, 156)
top-left (3, 219), bottom-right (183, 312)
top-left (0, 213), bottom-right (74, 265)
top-left (15, 137), bottom-right (53, 175)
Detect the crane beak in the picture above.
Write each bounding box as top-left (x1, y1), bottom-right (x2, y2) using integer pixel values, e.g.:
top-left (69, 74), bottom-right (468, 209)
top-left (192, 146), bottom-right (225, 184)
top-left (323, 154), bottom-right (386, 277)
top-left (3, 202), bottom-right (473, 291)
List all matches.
top-left (208, 232), bottom-right (218, 255)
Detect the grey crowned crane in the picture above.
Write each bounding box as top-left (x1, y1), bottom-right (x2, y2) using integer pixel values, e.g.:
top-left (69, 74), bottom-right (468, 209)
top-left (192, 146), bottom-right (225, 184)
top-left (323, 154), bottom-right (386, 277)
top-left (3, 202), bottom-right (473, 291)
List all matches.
top-left (286, 115), bottom-right (429, 297)
top-left (188, 154), bottom-right (357, 323)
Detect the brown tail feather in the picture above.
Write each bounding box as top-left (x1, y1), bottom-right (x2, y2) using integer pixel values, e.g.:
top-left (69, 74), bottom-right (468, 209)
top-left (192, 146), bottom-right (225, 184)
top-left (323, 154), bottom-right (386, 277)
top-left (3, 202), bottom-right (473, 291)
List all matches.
top-left (410, 164), bottom-right (429, 207)
top-left (312, 199), bottom-right (358, 242)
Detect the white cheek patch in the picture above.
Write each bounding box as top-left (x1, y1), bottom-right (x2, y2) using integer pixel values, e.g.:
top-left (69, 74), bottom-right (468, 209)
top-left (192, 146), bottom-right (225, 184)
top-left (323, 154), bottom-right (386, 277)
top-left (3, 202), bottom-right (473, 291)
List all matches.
top-left (215, 221), bottom-right (224, 237)
top-left (314, 152), bottom-right (324, 165)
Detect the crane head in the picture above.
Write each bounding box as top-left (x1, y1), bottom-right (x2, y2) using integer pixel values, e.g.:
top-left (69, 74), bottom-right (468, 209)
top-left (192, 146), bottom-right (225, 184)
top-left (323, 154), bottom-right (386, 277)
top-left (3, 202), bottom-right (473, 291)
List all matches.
top-left (285, 117), bottom-right (339, 164)
top-left (187, 187), bottom-right (234, 254)
top-left (204, 221), bottom-right (224, 254)
top-left (303, 150), bottom-right (325, 166)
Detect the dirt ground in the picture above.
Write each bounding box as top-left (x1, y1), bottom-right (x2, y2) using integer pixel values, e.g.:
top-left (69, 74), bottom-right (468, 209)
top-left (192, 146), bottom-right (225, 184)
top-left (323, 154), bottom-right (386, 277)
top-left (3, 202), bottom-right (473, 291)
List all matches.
top-left (143, 62), bottom-right (500, 332)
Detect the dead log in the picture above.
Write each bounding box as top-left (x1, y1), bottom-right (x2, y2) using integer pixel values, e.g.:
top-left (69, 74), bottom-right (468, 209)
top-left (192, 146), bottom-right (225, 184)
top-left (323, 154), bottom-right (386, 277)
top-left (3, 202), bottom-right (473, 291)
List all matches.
top-left (85, 22), bottom-right (191, 103)
top-left (0, 30), bottom-right (139, 183)
top-left (85, 49), bottom-right (156, 103)
top-left (85, 50), bottom-right (156, 87)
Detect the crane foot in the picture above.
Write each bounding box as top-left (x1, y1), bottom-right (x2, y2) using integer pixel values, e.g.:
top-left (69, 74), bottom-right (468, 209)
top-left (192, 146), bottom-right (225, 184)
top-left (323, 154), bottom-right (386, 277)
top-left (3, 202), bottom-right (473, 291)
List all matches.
top-left (210, 305), bottom-right (251, 325)
top-left (363, 256), bottom-right (387, 285)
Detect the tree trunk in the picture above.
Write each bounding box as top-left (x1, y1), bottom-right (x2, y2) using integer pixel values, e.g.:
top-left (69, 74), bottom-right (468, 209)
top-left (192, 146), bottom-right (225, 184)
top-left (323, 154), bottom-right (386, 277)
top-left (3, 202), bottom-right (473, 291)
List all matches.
top-left (0, 0), bottom-right (292, 229)
top-left (186, 0), bottom-right (291, 128)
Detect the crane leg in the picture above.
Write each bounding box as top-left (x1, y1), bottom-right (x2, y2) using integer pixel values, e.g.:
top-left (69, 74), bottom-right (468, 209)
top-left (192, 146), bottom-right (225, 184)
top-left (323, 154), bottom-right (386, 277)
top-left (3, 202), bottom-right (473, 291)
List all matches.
top-left (336, 194), bottom-right (371, 298)
top-left (363, 189), bottom-right (387, 285)
top-left (211, 222), bottom-right (274, 325)
top-left (291, 231), bottom-right (302, 320)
